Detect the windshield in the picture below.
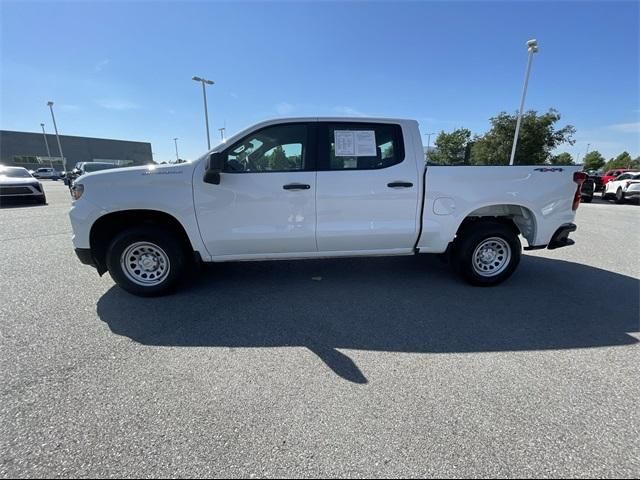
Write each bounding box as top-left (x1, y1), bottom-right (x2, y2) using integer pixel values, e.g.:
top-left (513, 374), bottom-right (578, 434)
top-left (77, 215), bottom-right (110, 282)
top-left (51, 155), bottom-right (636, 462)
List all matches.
top-left (0, 168), bottom-right (33, 178)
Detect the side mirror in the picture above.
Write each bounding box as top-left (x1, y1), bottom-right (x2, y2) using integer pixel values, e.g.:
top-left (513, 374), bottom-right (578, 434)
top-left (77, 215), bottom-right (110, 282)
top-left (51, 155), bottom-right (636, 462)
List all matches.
top-left (203, 153), bottom-right (224, 185)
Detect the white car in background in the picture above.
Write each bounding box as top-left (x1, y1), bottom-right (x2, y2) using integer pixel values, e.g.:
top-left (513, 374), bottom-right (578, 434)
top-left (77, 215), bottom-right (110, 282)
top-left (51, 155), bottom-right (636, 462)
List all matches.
top-left (32, 167), bottom-right (60, 179)
top-left (602, 171), bottom-right (640, 203)
top-left (0, 166), bottom-right (47, 204)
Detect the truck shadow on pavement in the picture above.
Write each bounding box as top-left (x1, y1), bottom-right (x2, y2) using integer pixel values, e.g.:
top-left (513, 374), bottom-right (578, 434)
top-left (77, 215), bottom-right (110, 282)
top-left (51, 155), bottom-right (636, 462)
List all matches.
top-left (97, 255), bottom-right (639, 384)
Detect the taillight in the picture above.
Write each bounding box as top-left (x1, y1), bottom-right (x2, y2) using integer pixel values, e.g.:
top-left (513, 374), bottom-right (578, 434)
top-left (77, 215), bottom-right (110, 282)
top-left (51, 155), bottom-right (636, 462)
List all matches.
top-left (573, 172), bottom-right (587, 210)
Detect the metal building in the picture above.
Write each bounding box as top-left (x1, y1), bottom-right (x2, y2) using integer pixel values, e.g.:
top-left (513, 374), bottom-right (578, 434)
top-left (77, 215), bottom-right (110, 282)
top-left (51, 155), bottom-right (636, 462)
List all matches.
top-left (0, 130), bottom-right (153, 172)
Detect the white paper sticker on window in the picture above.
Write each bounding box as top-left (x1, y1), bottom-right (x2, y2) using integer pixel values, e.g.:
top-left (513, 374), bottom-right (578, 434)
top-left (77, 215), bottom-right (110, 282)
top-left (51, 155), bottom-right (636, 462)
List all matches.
top-left (335, 131), bottom-right (355, 156)
top-left (334, 130), bottom-right (377, 157)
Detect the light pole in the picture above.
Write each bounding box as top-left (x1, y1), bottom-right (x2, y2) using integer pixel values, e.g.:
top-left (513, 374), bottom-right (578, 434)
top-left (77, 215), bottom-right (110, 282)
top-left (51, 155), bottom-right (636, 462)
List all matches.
top-left (40, 123), bottom-right (54, 169)
top-left (424, 132), bottom-right (435, 162)
top-left (47, 101), bottom-right (66, 172)
top-left (509, 39), bottom-right (539, 166)
top-left (218, 127), bottom-right (226, 141)
top-left (192, 76), bottom-right (214, 150)
top-left (173, 137), bottom-right (180, 163)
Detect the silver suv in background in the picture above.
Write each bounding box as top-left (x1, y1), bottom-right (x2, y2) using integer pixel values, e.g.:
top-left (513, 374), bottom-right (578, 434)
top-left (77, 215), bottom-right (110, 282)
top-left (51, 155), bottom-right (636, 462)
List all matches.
top-left (66, 162), bottom-right (118, 187)
top-left (32, 167), bottom-right (60, 180)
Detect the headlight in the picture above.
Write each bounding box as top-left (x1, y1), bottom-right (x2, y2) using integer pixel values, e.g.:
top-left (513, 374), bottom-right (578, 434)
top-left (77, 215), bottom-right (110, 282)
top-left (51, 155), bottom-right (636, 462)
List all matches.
top-left (71, 183), bottom-right (84, 200)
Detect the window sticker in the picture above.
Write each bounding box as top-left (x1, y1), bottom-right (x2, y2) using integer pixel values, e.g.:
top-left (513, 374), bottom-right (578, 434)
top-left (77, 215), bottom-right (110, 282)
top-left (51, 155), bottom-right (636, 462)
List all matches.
top-left (335, 130), bottom-right (377, 157)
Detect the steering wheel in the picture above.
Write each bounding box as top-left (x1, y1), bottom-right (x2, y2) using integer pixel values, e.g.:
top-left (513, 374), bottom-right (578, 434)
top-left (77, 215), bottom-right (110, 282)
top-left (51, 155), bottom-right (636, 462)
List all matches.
top-left (226, 159), bottom-right (245, 172)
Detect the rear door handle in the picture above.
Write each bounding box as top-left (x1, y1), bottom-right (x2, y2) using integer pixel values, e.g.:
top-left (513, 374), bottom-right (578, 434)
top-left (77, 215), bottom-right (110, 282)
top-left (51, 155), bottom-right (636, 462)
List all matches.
top-left (283, 183), bottom-right (311, 190)
top-left (387, 182), bottom-right (413, 188)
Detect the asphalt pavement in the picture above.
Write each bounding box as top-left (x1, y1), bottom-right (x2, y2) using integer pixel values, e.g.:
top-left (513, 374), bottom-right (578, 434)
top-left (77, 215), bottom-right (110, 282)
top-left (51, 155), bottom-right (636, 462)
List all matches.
top-left (1, 180), bottom-right (639, 478)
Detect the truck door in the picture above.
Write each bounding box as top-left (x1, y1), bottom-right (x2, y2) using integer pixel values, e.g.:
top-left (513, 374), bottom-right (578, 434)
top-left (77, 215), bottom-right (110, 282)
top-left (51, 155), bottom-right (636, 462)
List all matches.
top-left (193, 122), bottom-right (318, 257)
top-left (315, 122), bottom-right (421, 253)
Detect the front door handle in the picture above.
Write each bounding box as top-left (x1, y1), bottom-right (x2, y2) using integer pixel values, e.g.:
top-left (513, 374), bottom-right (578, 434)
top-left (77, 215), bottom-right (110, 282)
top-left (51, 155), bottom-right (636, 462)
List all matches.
top-left (387, 182), bottom-right (413, 188)
top-left (283, 183), bottom-right (311, 190)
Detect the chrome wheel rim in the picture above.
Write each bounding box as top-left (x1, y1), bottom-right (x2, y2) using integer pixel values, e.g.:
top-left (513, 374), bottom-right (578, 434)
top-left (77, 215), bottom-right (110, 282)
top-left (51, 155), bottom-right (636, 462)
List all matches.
top-left (121, 241), bottom-right (170, 287)
top-left (472, 237), bottom-right (511, 277)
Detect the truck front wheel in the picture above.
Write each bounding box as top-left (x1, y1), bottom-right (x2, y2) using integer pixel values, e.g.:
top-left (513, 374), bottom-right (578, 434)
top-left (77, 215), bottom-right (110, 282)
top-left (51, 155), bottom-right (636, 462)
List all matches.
top-left (452, 222), bottom-right (521, 286)
top-left (106, 226), bottom-right (187, 296)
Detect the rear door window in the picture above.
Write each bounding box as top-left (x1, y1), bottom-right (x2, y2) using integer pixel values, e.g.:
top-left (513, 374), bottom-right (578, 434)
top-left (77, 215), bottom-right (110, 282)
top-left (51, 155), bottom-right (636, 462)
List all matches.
top-left (318, 123), bottom-right (405, 171)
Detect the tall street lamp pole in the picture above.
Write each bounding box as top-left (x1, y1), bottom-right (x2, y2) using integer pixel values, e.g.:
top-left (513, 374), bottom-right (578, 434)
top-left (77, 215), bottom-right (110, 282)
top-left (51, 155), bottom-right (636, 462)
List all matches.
top-left (192, 76), bottom-right (214, 150)
top-left (218, 127), bottom-right (226, 141)
top-left (47, 101), bottom-right (66, 172)
top-left (509, 39), bottom-right (539, 166)
top-left (173, 137), bottom-right (180, 163)
top-left (424, 132), bottom-right (435, 162)
top-left (40, 123), bottom-right (54, 169)
top-left (579, 144), bottom-right (590, 166)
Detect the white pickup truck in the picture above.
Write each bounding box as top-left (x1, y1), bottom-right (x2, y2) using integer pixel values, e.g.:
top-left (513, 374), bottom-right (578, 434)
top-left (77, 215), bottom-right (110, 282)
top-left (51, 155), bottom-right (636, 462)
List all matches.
top-left (70, 117), bottom-right (586, 296)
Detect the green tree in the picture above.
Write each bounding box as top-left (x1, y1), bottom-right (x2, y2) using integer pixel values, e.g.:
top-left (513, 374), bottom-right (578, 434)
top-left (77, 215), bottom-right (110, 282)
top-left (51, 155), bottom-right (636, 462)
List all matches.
top-left (582, 151), bottom-right (606, 171)
top-left (428, 128), bottom-right (472, 165)
top-left (268, 145), bottom-right (291, 171)
top-left (471, 109), bottom-right (575, 165)
top-left (603, 151), bottom-right (633, 171)
top-left (550, 152), bottom-right (574, 165)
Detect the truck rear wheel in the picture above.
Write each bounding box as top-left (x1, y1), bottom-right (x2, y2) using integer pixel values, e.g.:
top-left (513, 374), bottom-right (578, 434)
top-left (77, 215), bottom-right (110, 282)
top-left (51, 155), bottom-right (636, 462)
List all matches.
top-left (106, 226), bottom-right (187, 296)
top-left (452, 222), bottom-right (521, 286)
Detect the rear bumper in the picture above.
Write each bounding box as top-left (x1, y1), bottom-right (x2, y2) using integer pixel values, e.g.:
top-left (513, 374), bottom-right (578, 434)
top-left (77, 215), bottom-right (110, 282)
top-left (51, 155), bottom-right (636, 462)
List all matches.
top-left (547, 223), bottom-right (577, 250)
top-left (524, 223), bottom-right (577, 251)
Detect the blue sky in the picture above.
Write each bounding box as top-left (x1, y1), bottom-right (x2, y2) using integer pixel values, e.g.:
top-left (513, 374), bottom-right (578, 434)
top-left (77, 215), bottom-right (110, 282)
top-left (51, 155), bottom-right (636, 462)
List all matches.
top-left (1, 1), bottom-right (638, 163)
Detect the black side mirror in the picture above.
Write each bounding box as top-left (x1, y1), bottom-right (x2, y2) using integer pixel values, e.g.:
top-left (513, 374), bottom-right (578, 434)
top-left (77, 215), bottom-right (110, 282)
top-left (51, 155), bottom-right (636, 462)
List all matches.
top-left (203, 152), bottom-right (224, 185)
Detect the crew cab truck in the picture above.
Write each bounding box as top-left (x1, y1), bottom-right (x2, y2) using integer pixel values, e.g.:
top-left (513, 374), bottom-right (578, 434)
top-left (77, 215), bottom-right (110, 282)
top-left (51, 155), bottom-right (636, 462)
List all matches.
top-left (69, 117), bottom-right (585, 296)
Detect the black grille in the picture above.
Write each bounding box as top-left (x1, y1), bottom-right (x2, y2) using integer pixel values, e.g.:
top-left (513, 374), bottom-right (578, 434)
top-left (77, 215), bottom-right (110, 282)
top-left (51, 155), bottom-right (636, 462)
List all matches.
top-left (0, 186), bottom-right (33, 195)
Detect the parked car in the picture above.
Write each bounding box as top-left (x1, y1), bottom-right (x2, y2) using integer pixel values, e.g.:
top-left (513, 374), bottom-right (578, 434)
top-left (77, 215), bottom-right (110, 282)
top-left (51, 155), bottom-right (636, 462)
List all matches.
top-left (580, 176), bottom-right (595, 203)
top-left (0, 166), bottom-right (46, 204)
top-left (621, 178), bottom-right (640, 203)
top-left (67, 162), bottom-right (118, 187)
top-left (602, 171), bottom-right (640, 203)
top-left (601, 168), bottom-right (633, 188)
top-left (70, 117), bottom-right (586, 296)
top-left (32, 167), bottom-right (60, 179)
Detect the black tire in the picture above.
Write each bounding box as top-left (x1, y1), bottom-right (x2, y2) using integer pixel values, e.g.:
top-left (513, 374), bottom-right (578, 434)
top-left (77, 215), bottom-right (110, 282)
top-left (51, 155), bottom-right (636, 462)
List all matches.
top-left (581, 196), bottom-right (593, 203)
top-left (452, 222), bottom-right (521, 287)
top-left (615, 188), bottom-right (625, 204)
top-left (106, 226), bottom-right (188, 296)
